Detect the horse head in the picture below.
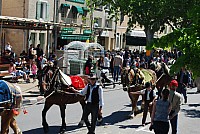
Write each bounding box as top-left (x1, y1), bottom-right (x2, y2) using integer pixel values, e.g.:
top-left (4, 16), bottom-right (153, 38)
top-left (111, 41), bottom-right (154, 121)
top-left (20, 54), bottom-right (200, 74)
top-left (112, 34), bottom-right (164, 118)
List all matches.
top-left (121, 67), bottom-right (136, 91)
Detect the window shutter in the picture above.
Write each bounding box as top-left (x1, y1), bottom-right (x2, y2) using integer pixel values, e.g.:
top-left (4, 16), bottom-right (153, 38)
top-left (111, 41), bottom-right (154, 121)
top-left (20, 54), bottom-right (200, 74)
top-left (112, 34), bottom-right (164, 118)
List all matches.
top-left (36, 1), bottom-right (41, 19)
top-left (46, 3), bottom-right (50, 21)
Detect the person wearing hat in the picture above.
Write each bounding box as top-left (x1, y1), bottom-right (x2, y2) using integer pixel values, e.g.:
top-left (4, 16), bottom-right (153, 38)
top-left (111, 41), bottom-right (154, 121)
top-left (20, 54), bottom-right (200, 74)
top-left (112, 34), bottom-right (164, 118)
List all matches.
top-left (130, 81), bottom-right (157, 126)
top-left (169, 80), bottom-right (182, 134)
top-left (72, 74), bottom-right (104, 134)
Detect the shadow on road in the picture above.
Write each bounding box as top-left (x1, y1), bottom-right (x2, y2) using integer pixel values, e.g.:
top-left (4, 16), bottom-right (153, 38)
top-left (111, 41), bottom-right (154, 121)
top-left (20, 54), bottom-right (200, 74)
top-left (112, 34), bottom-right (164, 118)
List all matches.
top-left (23, 126), bottom-right (59, 134)
top-left (117, 124), bottom-right (142, 129)
top-left (22, 125), bottom-right (81, 134)
top-left (181, 109), bottom-right (200, 118)
top-left (102, 110), bottom-right (131, 125)
top-left (188, 103), bottom-right (200, 107)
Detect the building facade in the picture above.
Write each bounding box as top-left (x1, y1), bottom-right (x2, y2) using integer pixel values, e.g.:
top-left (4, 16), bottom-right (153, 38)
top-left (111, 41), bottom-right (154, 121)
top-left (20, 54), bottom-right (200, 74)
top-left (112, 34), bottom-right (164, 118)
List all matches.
top-left (1, 0), bottom-right (54, 55)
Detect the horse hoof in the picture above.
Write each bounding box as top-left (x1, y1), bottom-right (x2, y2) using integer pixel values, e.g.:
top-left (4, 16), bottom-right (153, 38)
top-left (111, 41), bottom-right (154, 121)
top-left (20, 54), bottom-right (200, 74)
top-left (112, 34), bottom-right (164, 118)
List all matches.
top-left (97, 118), bottom-right (103, 125)
top-left (59, 127), bottom-right (66, 134)
top-left (78, 120), bottom-right (84, 127)
top-left (128, 111), bottom-right (134, 118)
top-left (42, 123), bottom-right (49, 133)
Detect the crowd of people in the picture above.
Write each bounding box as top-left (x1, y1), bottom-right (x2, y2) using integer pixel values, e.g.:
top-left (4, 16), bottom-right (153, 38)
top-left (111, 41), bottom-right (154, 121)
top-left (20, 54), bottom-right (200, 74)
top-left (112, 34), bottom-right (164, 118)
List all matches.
top-left (6, 43), bottom-right (58, 85)
top-left (3, 44), bottom-right (194, 134)
top-left (83, 47), bottom-right (193, 134)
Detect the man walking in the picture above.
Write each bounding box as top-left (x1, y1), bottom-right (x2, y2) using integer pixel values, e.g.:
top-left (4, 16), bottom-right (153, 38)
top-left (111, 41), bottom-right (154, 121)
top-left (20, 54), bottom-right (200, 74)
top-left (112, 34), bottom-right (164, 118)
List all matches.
top-left (177, 66), bottom-right (189, 103)
top-left (130, 82), bottom-right (157, 126)
top-left (113, 52), bottom-right (123, 82)
top-left (73, 74), bottom-right (104, 134)
top-left (169, 80), bottom-right (182, 134)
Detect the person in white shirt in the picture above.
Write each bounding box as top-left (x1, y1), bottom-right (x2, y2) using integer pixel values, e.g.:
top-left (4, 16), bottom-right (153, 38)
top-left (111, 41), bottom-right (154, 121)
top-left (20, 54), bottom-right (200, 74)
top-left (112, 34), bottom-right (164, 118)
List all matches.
top-left (72, 74), bottom-right (104, 134)
top-left (130, 82), bottom-right (157, 126)
top-left (5, 42), bottom-right (12, 52)
top-left (104, 53), bottom-right (111, 69)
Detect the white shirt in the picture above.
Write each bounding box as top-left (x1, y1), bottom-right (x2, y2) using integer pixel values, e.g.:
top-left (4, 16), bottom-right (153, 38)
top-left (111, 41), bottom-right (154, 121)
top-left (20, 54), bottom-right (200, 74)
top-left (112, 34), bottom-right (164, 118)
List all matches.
top-left (5, 44), bottom-right (12, 51)
top-left (79, 83), bottom-right (104, 107)
top-left (104, 57), bottom-right (111, 68)
top-left (140, 89), bottom-right (157, 100)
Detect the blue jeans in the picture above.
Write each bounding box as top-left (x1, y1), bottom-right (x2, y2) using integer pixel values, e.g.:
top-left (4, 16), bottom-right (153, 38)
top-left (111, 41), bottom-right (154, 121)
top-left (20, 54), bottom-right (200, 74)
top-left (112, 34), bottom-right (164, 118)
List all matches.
top-left (170, 114), bottom-right (178, 134)
top-left (180, 84), bottom-right (187, 103)
top-left (113, 66), bottom-right (120, 82)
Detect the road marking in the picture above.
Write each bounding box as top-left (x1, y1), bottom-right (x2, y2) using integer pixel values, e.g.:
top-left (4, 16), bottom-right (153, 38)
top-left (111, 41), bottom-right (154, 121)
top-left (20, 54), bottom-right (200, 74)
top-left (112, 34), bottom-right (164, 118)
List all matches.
top-left (136, 126), bottom-right (154, 133)
top-left (141, 129), bottom-right (154, 133)
top-left (136, 126), bottom-right (147, 131)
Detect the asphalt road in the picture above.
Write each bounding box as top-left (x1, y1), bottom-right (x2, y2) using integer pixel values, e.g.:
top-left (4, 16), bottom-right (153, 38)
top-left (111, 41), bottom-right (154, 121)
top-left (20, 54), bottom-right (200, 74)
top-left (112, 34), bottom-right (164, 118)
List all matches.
top-left (1, 80), bottom-right (200, 134)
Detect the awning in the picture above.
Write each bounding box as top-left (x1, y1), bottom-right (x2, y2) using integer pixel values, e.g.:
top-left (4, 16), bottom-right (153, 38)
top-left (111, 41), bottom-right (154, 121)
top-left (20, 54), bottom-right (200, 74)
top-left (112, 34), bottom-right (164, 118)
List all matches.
top-left (72, 5), bottom-right (83, 14)
top-left (127, 30), bottom-right (146, 37)
top-left (126, 36), bottom-right (146, 46)
top-left (61, 4), bottom-right (70, 8)
top-left (60, 34), bottom-right (91, 40)
top-left (82, 7), bottom-right (89, 11)
top-left (65, 0), bottom-right (85, 4)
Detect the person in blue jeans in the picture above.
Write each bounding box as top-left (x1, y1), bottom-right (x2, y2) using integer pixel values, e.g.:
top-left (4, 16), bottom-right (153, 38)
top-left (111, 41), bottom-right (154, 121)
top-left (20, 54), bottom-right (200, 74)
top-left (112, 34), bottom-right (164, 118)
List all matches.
top-left (177, 67), bottom-right (189, 103)
top-left (113, 52), bottom-right (123, 82)
top-left (169, 80), bottom-right (182, 134)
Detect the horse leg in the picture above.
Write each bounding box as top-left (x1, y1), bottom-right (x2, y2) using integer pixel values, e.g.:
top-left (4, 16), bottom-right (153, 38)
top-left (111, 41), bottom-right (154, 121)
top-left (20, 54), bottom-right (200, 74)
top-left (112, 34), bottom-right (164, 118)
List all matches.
top-left (1, 111), bottom-right (12, 134)
top-left (42, 102), bottom-right (53, 133)
top-left (59, 104), bottom-right (67, 133)
top-left (10, 117), bottom-right (22, 134)
top-left (78, 100), bottom-right (86, 127)
top-left (128, 93), bottom-right (139, 118)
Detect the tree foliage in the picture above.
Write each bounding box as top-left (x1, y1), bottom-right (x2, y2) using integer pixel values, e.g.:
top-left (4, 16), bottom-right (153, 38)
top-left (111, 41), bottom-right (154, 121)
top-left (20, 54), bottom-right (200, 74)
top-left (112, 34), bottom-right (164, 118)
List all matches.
top-left (152, 4), bottom-right (200, 77)
top-left (92, 0), bottom-right (200, 76)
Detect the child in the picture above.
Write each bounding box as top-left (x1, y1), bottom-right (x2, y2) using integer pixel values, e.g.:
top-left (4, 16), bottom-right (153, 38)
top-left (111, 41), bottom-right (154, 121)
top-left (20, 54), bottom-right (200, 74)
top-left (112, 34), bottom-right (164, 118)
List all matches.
top-left (31, 61), bottom-right (37, 83)
top-left (23, 64), bottom-right (30, 83)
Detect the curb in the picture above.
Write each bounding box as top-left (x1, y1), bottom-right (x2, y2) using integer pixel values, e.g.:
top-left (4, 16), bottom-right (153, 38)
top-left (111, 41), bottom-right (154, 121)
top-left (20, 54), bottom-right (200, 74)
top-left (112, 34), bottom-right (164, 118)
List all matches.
top-left (22, 96), bottom-right (44, 105)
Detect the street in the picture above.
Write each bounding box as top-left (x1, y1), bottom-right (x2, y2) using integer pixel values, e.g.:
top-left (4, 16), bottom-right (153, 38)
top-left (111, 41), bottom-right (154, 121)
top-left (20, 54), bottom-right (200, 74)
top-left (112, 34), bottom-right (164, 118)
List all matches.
top-left (0, 80), bottom-right (198, 134)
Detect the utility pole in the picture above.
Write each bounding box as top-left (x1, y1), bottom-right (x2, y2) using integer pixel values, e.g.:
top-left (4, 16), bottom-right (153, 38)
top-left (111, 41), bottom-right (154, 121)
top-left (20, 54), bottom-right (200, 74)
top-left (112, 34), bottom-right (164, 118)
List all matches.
top-left (90, 0), bottom-right (94, 42)
top-left (0, 0), bottom-right (2, 55)
top-left (0, 0), bottom-right (2, 15)
top-left (53, 0), bottom-right (59, 52)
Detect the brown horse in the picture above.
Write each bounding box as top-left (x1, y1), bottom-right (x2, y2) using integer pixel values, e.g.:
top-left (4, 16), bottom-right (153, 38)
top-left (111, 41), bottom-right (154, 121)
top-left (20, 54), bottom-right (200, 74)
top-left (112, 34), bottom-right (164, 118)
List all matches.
top-left (41, 66), bottom-right (93, 133)
top-left (0, 80), bottom-right (22, 134)
top-left (150, 62), bottom-right (172, 97)
top-left (121, 67), bottom-right (157, 118)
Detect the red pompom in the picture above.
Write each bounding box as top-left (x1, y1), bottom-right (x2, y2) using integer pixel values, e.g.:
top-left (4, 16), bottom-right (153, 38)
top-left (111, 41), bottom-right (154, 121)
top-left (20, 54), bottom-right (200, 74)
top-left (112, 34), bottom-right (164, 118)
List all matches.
top-left (70, 76), bottom-right (85, 90)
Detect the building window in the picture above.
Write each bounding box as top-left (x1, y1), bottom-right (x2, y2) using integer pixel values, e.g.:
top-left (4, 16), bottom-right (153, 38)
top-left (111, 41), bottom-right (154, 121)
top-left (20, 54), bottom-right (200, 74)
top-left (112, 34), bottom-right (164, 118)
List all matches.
top-left (94, 18), bottom-right (102, 28)
top-left (105, 19), bottom-right (113, 29)
top-left (36, 0), bottom-right (49, 21)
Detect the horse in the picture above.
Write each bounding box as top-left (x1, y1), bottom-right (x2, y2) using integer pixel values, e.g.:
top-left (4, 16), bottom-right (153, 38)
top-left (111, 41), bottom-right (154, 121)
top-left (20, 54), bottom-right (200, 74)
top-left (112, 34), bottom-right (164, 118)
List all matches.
top-left (0, 80), bottom-right (22, 134)
top-left (41, 65), bottom-right (96, 133)
top-left (121, 67), bottom-right (157, 118)
top-left (150, 62), bottom-right (172, 97)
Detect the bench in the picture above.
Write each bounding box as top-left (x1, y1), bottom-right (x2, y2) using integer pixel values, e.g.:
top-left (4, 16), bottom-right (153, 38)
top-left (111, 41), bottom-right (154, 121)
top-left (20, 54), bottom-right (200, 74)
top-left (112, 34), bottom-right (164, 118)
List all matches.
top-left (0, 70), bottom-right (13, 80)
top-left (0, 64), bottom-right (10, 71)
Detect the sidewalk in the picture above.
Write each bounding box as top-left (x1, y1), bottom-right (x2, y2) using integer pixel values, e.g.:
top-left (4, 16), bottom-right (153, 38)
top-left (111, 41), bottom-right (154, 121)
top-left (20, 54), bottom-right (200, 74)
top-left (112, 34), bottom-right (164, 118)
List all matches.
top-left (13, 79), bottom-right (44, 105)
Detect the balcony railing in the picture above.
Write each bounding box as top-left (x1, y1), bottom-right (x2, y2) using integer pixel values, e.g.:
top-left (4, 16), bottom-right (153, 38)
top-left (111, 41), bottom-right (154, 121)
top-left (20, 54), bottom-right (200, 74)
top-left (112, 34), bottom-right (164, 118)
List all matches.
top-left (62, 17), bottom-right (91, 27)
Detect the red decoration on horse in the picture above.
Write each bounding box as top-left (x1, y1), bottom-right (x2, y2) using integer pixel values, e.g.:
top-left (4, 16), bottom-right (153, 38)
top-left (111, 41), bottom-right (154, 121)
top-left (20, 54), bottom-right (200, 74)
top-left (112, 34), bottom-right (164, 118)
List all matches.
top-left (70, 76), bottom-right (85, 90)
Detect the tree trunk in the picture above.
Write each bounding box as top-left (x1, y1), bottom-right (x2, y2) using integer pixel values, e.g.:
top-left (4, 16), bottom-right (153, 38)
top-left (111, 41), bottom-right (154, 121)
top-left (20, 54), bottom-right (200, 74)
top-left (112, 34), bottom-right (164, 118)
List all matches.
top-left (145, 28), bottom-right (155, 46)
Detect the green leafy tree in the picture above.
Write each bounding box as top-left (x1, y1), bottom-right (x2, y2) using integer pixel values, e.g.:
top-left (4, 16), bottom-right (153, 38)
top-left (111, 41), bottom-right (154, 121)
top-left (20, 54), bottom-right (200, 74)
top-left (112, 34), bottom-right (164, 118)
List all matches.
top-left (152, 5), bottom-right (200, 77)
top-left (92, 0), bottom-right (197, 48)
